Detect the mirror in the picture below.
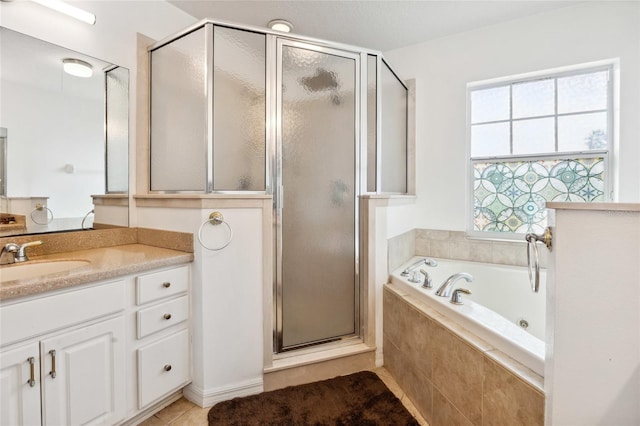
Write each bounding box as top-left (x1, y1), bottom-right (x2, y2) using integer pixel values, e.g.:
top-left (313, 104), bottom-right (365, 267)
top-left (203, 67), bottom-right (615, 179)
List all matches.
top-left (0, 27), bottom-right (129, 237)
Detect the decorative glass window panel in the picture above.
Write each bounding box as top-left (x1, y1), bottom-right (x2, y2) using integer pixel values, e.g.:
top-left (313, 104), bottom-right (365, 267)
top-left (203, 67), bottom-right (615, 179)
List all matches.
top-left (468, 65), bottom-right (612, 237)
top-left (473, 157), bottom-right (605, 234)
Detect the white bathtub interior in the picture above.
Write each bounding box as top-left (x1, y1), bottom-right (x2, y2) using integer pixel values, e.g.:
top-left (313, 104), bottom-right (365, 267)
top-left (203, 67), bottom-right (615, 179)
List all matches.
top-left (390, 257), bottom-right (546, 376)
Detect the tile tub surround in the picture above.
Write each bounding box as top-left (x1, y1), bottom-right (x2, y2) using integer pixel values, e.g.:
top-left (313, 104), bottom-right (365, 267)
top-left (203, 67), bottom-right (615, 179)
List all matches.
top-left (388, 228), bottom-right (547, 269)
top-left (383, 285), bottom-right (544, 426)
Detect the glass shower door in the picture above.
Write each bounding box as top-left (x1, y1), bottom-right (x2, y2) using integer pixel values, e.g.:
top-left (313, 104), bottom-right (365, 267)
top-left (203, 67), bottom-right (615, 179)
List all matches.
top-left (276, 40), bottom-right (360, 351)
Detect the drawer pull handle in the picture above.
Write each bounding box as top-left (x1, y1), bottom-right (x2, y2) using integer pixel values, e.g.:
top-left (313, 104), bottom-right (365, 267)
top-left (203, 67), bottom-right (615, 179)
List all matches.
top-left (49, 350), bottom-right (57, 379)
top-left (163, 313), bottom-right (172, 320)
top-left (163, 282), bottom-right (171, 288)
top-left (164, 364), bottom-right (172, 372)
top-left (27, 357), bottom-right (36, 387)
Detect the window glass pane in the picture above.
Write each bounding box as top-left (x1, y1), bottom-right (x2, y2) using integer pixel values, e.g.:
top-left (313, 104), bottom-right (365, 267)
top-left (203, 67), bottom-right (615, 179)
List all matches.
top-left (470, 86), bottom-right (510, 124)
top-left (558, 112), bottom-right (607, 152)
top-left (213, 26), bottom-right (266, 191)
top-left (380, 61), bottom-right (407, 193)
top-left (473, 157), bottom-right (605, 234)
top-left (557, 71), bottom-right (608, 113)
top-left (470, 122), bottom-right (510, 157)
top-left (512, 79), bottom-right (554, 119)
top-left (512, 117), bottom-right (554, 155)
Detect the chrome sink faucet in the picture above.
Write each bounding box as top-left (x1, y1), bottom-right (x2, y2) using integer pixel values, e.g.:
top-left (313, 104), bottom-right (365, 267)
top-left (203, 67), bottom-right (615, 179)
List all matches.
top-left (434, 272), bottom-right (473, 297)
top-left (1, 241), bottom-right (43, 264)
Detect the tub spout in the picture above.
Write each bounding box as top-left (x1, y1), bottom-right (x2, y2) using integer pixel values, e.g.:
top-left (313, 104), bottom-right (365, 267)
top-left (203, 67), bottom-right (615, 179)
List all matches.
top-left (435, 272), bottom-right (473, 297)
top-left (401, 258), bottom-right (438, 276)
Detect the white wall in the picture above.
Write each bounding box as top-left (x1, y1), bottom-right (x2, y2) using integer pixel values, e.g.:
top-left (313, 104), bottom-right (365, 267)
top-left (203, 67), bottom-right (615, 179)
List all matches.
top-left (546, 205), bottom-right (640, 424)
top-left (384, 2), bottom-right (640, 231)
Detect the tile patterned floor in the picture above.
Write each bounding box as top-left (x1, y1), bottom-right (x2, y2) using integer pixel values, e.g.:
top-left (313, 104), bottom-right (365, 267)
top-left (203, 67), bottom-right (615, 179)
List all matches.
top-left (138, 367), bottom-right (428, 425)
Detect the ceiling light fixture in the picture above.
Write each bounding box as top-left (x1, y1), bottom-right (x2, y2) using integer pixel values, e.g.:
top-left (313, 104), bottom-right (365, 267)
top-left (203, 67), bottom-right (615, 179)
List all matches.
top-left (63, 58), bottom-right (93, 78)
top-left (268, 19), bottom-right (293, 33)
top-left (32, 0), bottom-right (96, 25)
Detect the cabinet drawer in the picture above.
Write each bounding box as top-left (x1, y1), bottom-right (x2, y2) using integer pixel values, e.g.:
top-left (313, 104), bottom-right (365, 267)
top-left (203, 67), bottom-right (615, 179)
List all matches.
top-left (137, 296), bottom-right (188, 339)
top-left (137, 330), bottom-right (190, 408)
top-left (136, 265), bottom-right (188, 305)
top-left (1, 281), bottom-right (125, 346)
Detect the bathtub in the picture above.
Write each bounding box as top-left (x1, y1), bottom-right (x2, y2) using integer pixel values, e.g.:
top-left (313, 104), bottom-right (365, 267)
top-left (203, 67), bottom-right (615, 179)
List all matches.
top-left (390, 257), bottom-right (546, 376)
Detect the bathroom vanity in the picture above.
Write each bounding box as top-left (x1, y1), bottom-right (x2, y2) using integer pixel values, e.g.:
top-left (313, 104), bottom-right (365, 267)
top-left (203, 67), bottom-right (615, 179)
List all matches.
top-left (0, 233), bottom-right (193, 425)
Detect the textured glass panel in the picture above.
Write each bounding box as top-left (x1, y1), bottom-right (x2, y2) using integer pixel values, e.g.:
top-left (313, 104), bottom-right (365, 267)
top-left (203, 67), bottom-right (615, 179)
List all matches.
top-left (470, 122), bottom-right (510, 157)
top-left (470, 86), bottom-right (510, 123)
top-left (512, 79), bottom-right (554, 119)
top-left (150, 28), bottom-right (206, 191)
top-left (557, 71), bottom-right (608, 114)
top-left (513, 117), bottom-right (554, 155)
top-left (380, 61), bottom-right (406, 193)
top-left (213, 27), bottom-right (265, 191)
top-left (367, 54), bottom-right (377, 193)
top-left (558, 112), bottom-right (607, 152)
top-left (281, 45), bottom-right (356, 348)
top-left (105, 67), bottom-right (129, 193)
top-left (473, 157), bottom-right (605, 234)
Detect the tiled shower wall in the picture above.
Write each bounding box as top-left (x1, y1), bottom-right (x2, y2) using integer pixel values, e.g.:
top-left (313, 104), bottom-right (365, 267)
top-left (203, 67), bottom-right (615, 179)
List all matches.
top-left (389, 228), bottom-right (547, 272)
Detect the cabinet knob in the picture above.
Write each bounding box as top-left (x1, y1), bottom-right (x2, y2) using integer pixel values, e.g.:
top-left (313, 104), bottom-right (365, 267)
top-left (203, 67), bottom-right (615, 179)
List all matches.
top-left (163, 313), bottom-right (172, 320)
top-left (163, 282), bottom-right (171, 288)
top-left (164, 364), bottom-right (172, 372)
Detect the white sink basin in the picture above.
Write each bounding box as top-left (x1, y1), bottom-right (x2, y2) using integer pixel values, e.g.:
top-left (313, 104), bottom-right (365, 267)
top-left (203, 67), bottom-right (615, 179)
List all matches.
top-left (0, 260), bottom-right (90, 282)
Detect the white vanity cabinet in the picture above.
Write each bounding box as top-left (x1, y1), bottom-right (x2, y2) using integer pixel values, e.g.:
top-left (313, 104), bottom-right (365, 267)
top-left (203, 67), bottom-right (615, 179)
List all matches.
top-left (0, 262), bottom-right (192, 426)
top-left (132, 265), bottom-right (191, 410)
top-left (0, 280), bottom-right (127, 426)
top-left (0, 342), bottom-right (41, 425)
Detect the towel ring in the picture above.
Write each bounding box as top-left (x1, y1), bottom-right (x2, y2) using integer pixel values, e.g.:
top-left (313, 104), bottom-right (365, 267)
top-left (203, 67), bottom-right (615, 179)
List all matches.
top-left (198, 212), bottom-right (233, 251)
top-left (30, 203), bottom-right (54, 225)
top-left (81, 209), bottom-right (95, 230)
top-left (525, 228), bottom-right (552, 293)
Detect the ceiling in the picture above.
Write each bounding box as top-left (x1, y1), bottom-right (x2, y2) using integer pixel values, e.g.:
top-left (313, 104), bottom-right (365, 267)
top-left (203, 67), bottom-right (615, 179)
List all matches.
top-left (169, 0), bottom-right (580, 52)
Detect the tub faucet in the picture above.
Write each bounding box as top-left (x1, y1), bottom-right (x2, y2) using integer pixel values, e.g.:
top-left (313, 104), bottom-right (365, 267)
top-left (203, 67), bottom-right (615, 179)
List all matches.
top-left (450, 288), bottom-right (471, 305)
top-left (435, 272), bottom-right (473, 297)
top-left (420, 269), bottom-right (432, 289)
top-left (401, 258), bottom-right (438, 276)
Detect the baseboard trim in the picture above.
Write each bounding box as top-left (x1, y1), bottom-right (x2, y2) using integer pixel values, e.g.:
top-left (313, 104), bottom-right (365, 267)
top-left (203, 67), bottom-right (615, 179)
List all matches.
top-left (119, 391), bottom-right (183, 426)
top-left (183, 378), bottom-right (264, 408)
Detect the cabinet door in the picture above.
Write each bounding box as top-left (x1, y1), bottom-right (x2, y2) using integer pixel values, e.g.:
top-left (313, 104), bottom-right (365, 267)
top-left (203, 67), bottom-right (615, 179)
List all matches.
top-left (0, 342), bottom-right (41, 426)
top-left (41, 317), bottom-right (126, 426)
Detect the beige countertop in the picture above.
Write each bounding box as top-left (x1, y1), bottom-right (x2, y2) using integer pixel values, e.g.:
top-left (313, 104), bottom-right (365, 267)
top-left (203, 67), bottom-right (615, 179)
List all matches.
top-left (0, 244), bottom-right (193, 301)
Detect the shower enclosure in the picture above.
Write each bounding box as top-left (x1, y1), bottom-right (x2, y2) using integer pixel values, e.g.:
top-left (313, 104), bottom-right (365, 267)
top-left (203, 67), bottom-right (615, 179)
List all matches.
top-left (149, 20), bottom-right (408, 353)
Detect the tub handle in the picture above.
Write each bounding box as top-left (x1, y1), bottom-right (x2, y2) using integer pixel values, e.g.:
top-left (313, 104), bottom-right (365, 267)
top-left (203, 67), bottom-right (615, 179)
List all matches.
top-left (525, 228), bottom-right (552, 293)
top-left (450, 288), bottom-right (471, 305)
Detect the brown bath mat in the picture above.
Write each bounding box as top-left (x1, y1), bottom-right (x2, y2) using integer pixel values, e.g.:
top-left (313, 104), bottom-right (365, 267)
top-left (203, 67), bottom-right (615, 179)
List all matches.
top-left (207, 370), bottom-right (419, 425)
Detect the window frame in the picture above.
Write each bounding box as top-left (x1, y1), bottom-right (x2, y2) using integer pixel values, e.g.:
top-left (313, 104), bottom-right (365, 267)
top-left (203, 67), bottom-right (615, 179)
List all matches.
top-left (466, 64), bottom-right (615, 240)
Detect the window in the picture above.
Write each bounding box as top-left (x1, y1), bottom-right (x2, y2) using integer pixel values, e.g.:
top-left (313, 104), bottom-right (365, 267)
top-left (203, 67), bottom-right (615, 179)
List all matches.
top-left (468, 65), bottom-right (612, 237)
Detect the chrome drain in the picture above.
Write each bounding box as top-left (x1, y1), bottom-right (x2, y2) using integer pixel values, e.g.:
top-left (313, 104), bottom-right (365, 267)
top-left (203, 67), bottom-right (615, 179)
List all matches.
top-left (518, 319), bottom-right (529, 329)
